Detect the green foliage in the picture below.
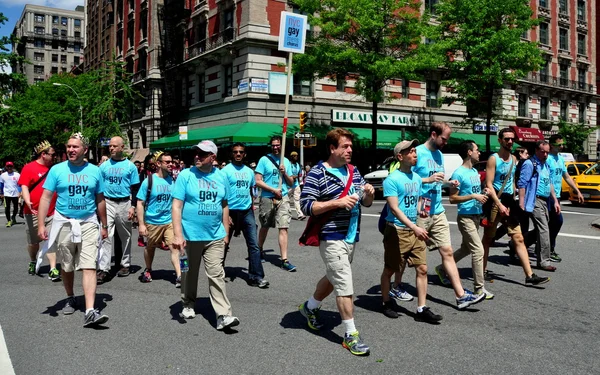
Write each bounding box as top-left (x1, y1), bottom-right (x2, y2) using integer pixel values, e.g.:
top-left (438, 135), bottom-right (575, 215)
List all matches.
top-left (557, 119), bottom-right (597, 156)
top-left (0, 13), bottom-right (28, 101)
top-left (433, 0), bottom-right (543, 151)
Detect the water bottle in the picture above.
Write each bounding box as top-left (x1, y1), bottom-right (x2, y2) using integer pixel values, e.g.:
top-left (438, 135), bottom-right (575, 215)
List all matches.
top-left (179, 254), bottom-right (189, 273)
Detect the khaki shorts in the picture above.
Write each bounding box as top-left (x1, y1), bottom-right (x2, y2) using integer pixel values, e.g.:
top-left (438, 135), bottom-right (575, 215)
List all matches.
top-left (147, 223), bottom-right (174, 248)
top-left (319, 240), bottom-right (355, 297)
top-left (383, 224), bottom-right (427, 271)
top-left (417, 211), bottom-right (452, 251)
top-left (25, 214), bottom-right (53, 246)
top-left (482, 201), bottom-right (522, 242)
top-left (56, 221), bottom-right (99, 272)
top-left (258, 195), bottom-right (291, 229)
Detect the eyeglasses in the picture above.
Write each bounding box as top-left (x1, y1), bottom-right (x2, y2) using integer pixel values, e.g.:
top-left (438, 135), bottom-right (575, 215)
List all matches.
top-left (162, 160), bottom-right (175, 164)
top-left (503, 137), bottom-right (515, 141)
top-left (232, 150), bottom-right (245, 154)
top-left (271, 144), bottom-right (281, 148)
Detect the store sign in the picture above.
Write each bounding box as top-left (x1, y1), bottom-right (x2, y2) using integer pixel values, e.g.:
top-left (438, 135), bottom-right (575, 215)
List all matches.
top-left (250, 78), bottom-right (269, 93)
top-left (238, 78), bottom-right (249, 94)
top-left (179, 126), bottom-right (188, 141)
top-left (473, 122), bottom-right (499, 132)
top-left (331, 109), bottom-right (415, 126)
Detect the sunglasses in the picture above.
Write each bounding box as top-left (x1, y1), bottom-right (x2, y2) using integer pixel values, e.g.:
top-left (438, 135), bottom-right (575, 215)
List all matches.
top-left (232, 150), bottom-right (245, 154)
top-left (503, 137), bottom-right (515, 141)
top-left (162, 160), bottom-right (175, 164)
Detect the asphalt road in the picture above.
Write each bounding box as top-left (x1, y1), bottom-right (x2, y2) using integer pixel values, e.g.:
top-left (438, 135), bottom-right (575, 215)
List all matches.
top-left (0, 199), bottom-right (599, 375)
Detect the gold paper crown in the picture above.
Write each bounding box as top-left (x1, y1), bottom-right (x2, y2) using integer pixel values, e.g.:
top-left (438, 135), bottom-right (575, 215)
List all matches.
top-left (153, 150), bottom-right (164, 161)
top-left (70, 132), bottom-right (89, 147)
top-left (34, 140), bottom-right (52, 154)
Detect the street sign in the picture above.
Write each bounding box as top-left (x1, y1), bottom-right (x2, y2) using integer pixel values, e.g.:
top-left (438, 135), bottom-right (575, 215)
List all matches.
top-left (99, 137), bottom-right (110, 146)
top-left (278, 12), bottom-right (308, 54)
top-left (179, 126), bottom-right (188, 141)
top-left (294, 132), bottom-right (313, 139)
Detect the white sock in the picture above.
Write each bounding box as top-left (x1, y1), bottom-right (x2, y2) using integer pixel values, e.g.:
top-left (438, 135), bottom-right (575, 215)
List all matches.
top-left (342, 319), bottom-right (356, 335)
top-left (307, 296), bottom-right (321, 311)
top-left (85, 308), bottom-right (94, 315)
top-left (417, 305), bottom-right (426, 313)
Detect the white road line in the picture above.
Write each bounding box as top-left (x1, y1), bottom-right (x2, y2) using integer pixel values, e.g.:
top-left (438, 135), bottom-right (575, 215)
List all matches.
top-left (361, 213), bottom-right (600, 240)
top-left (0, 325), bottom-right (16, 375)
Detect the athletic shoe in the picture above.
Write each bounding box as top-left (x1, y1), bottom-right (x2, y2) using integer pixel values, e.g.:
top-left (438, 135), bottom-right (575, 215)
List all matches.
top-left (342, 331), bottom-right (370, 356)
top-left (456, 289), bottom-right (485, 310)
top-left (181, 307), bottom-right (196, 319)
top-left (249, 278), bottom-right (270, 288)
top-left (48, 268), bottom-right (61, 281)
top-left (415, 306), bottom-right (443, 323)
top-left (216, 315), bottom-right (240, 331)
top-left (484, 270), bottom-right (494, 282)
top-left (550, 251), bottom-right (562, 262)
top-left (525, 273), bottom-right (550, 285)
top-left (281, 260), bottom-right (297, 272)
top-left (382, 300), bottom-right (400, 319)
top-left (475, 287), bottom-right (495, 300)
top-left (83, 309), bottom-right (109, 327)
top-left (11, 218), bottom-right (18, 224)
top-left (63, 296), bottom-right (77, 315)
top-left (117, 267), bottom-right (130, 277)
top-left (298, 301), bottom-right (323, 330)
top-left (536, 264), bottom-right (557, 272)
top-left (389, 284), bottom-right (414, 302)
top-left (434, 265), bottom-right (451, 286)
top-left (137, 236), bottom-right (145, 247)
top-left (140, 269), bottom-right (152, 283)
top-left (96, 270), bottom-right (109, 284)
top-left (175, 276), bottom-right (181, 288)
top-left (5, 221), bottom-right (12, 228)
top-left (28, 261), bottom-right (36, 275)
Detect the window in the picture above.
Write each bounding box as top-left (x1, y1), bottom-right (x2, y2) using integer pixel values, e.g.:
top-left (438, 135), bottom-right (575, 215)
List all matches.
top-left (35, 27), bottom-right (45, 35)
top-left (74, 19), bottom-right (81, 27)
top-left (51, 66), bottom-right (58, 74)
top-left (34, 52), bottom-right (44, 61)
top-left (559, 28), bottom-right (568, 50)
top-left (61, 29), bottom-right (67, 37)
top-left (539, 23), bottom-right (548, 45)
top-left (559, 0), bottom-right (568, 14)
top-left (402, 78), bottom-right (409, 97)
top-left (518, 94), bottom-right (528, 117)
top-left (578, 103), bottom-right (585, 123)
top-left (127, 22), bottom-right (134, 49)
top-left (34, 65), bottom-right (44, 74)
top-left (559, 63), bottom-right (569, 86)
top-left (52, 54), bottom-right (58, 62)
top-left (578, 68), bottom-right (586, 89)
top-left (560, 100), bottom-right (568, 120)
top-left (577, 34), bottom-right (586, 55)
top-left (540, 60), bottom-right (549, 83)
top-left (52, 28), bottom-right (59, 36)
top-left (61, 17), bottom-right (68, 26)
top-left (336, 77), bottom-right (345, 92)
top-left (223, 65), bottom-right (232, 97)
top-left (426, 80), bottom-right (439, 108)
top-left (540, 97), bottom-right (549, 119)
top-left (139, 10), bottom-right (148, 40)
top-left (577, 0), bottom-right (586, 21)
top-left (425, 0), bottom-right (438, 15)
top-left (34, 14), bottom-right (44, 22)
top-left (74, 56), bottom-right (80, 65)
top-left (224, 8), bottom-right (234, 42)
top-left (74, 43), bottom-right (81, 52)
top-left (75, 31), bottom-right (81, 38)
top-left (61, 55), bottom-right (67, 64)
top-left (293, 76), bottom-right (313, 96)
top-left (539, 0), bottom-right (547, 7)
top-left (197, 74), bottom-right (205, 103)
top-left (34, 39), bottom-right (44, 48)
top-left (52, 16), bottom-right (59, 24)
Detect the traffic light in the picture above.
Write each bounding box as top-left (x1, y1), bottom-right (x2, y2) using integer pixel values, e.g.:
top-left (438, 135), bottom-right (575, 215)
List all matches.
top-left (299, 111), bottom-right (308, 132)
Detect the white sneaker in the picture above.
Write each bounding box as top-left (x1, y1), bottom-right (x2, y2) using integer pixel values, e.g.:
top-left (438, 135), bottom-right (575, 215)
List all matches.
top-left (476, 287), bottom-right (495, 300)
top-left (216, 315), bottom-right (240, 330)
top-left (181, 307), bottom-right (196, 319)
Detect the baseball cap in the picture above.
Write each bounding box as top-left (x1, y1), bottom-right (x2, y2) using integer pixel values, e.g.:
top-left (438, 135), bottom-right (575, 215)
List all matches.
top-left (192, 140), bottom-right (218, 155)
top-left (5, 161), bottom-right (14, 167)
top-left (290, 151), bottom-right (298, 156)
top-left (393, 139), bottom-right (419, 155)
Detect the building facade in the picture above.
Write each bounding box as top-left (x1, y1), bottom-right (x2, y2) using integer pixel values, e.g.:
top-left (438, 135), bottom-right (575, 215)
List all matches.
top-left (12, 5), bottom-right (86, 85)
top-left (84, 0), bottom-right (115, 72)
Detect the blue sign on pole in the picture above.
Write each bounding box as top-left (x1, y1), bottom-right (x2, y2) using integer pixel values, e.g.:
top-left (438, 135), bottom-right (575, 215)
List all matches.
top-left (278, 12), bottom-right (308, 54)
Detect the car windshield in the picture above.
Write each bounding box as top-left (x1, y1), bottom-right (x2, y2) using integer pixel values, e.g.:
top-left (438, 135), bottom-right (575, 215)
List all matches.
top-left (583, 163), bottom-right (600, 175)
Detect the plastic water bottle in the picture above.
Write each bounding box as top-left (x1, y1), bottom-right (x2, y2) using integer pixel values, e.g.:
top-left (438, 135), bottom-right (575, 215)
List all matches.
top-left (179, 254), bottom-right (189, 273)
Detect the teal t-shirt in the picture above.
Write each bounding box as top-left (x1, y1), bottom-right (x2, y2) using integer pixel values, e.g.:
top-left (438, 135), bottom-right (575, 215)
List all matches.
top-left (383, 170), bottom-right (422, 228)
top-left (221, 163), bottom-right (254, 210)
top-left (136, 174), bottom-right (174, 225)
top-left (291, 162), bottom-right (301, 188)
top-left (548, 153), bottom-right (566, 197)
top-left (255, 154), bottom-right (293, 198)
top-left (327, 166), bottom-right (359, 244)
top-left (172, 167), bottom-right (229, 241)
top-left (99, 158), bottom-right (140, 198)
top-left (412, 144), bottom-right (444, 215)
top-left (43, 161), bottom-right (104, 219)
top-left (535, 157), bottom-right (552, 198)
top-left (492, 153), bottom-right (515, 194)
top-left (450, 166), bottom-right (483, 215)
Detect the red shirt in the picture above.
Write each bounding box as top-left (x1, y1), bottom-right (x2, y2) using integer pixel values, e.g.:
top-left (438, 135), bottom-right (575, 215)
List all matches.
top-left (18, 160), bottom-right (57, 215)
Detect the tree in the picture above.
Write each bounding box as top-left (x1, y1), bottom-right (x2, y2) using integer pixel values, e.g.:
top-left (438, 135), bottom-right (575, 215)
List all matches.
top-left (0, 13), bottom-right (28, 102)
top-left (292, 0), bottom-right (436, 167)
top-left (557, 119), bottom-right (597, 157)
top-left (433, 0), bottom-right (543, 152)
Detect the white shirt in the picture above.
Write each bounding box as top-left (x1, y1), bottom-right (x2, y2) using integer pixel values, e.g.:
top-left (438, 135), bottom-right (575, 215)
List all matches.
top-left (1, 171), bottom-right (21, 197)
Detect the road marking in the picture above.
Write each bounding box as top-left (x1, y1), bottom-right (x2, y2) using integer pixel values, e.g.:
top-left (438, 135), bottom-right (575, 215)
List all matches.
top-left (0, 325), bottom-right (16, 375)
top-left (361, 214), bottom-right (600, 240)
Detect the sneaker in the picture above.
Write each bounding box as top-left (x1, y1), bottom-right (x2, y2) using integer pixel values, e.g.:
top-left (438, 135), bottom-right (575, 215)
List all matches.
top-left (550, 251), bottom-right (562, 263)
top-left (63, 296), bottom-right (77, 315)
top-left (5, 220), bottom-right (12, 228)
top-left (137, 236), bottom-right (145, 247)
top-left (140, 269), bottom-right (152, 283)
top-left (475, 287), bottom-right (495, 300)
top-left (434, 265), bottom-right (451, 286)
top-left (249, 278), bottom-right (270, 289)
top-left (175, 276), bottom-right (181, 288)
top-left (298, 301), bottom-right (323, 330)
top-left (382, 300), bottom-right (399, 319)
top-left (415, 306), bottom-right (443, 323)
top-left (96, 270), bottom-right (109, 284)
top-left (181, 307), bottom-right (196, 319)
top-left (525, 273), bottom-right (550, 285)
top-left (342, 331), bottom-right (370, 356)
top-left (117, 267), bottom-right (130, 277)
top-left (48, 268), bottom-right (61, 281)
top-left (456, 289), bottom-right (485, 310)
top-left (484, 270), bottom-right (494, 282)
top-left (216, 315), bottom-right (240, 331)
top-left (536, 264), bottom-right (557, 272)
top-left (83, 309), bottom-right (109, 327)
top-left (281, 260), bottom-right (297, 272)
top-left (389, 284), bottom-right (414, 302)
top-left (28, 261), bottom-right (36, 275)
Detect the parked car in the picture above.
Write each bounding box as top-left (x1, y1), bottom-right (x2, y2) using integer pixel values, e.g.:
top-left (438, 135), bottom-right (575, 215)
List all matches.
top-left (562, 162), bottom-right (593, 199)
top-left (569, 162), bottom-right (600, 204)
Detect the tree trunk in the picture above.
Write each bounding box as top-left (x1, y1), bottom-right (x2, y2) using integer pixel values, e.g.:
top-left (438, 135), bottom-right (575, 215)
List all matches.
top-left (485, 84), bottom-right (495, 153)
top-left (371, 98), bottom-right (378, 170)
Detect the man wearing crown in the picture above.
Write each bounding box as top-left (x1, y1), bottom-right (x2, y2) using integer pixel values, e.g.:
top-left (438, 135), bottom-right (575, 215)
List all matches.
top-left (18, 141), bottom-right (60, 279)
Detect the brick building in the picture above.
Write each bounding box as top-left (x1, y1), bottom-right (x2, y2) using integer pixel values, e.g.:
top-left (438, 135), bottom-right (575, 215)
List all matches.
top-left (84, 0), bottom-right (115, 71)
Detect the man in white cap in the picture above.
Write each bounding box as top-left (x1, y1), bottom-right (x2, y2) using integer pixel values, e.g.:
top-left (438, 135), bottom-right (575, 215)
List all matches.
top-left (172, 140), bottom-right (239, 331)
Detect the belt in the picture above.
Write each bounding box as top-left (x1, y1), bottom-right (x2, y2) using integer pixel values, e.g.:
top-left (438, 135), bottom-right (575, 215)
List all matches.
top-left (105, 196), bottom-right (130, 203)
top-left (536, 195), bottom-right (549, 201)
top-left (386, 222), bottom-right (413, 232)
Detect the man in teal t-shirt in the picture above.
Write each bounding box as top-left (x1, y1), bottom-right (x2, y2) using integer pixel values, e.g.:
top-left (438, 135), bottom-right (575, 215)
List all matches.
top-left (289, 151), bottom-right (306, 221)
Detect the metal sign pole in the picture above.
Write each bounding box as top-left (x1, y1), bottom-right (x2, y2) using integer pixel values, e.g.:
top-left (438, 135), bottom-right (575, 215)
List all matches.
top-left (278, 51), bottom-right (293, 189)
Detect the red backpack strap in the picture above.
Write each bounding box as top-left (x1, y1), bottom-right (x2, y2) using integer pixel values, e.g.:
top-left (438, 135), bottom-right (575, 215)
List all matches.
top-left (340, 164), bottom-right (354, 198)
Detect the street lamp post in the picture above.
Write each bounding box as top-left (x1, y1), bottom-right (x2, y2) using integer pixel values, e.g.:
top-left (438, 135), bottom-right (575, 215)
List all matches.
top-left (53, 83), bottom-right (83, 132)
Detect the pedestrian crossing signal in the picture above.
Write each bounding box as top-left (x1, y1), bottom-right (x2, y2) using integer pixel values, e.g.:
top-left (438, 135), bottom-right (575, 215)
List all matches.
top-left (299, 112), bottom-right (308, 132)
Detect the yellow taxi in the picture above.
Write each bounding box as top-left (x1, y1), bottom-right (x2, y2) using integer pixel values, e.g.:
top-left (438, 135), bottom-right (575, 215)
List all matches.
top-left (562, 162), bottom-right (593, 198)
top-left (569, 162), bottom-right (600, 204)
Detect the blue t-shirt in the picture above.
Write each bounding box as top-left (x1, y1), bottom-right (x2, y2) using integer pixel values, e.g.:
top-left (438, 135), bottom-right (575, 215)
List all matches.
top-left (412, 144), bottom-right (444, 215)
top-left (326, 166), bottom-right (359, 244)
top-left (291, 162), bottom-right (301, 188)
top-left (172, 167), bottom-right (229, 241)
top-left (492, 153), bottom-right (515, 194)
top-left (535, 157), bottom-right (552, 198)
top-left (221, 163), bottom-right (254, 210)
top-left (450, 166), bottom-right (483, 215)
top-left (43, 161), bottom-right (104, 219)
top-left (383, 170), bottom-right (422, 228)
top-left (136, 174), bottom-right (174, 225)
top-left (255, 154), bottom-right (293, 198)
top-left (547, 153), bottom-right (566, 197)
top-left (99, 158), bottom-right (140, 198)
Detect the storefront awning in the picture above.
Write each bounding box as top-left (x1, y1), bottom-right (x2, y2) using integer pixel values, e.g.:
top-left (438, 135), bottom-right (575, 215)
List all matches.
top-left (510, 126), bottom-right (545, 143)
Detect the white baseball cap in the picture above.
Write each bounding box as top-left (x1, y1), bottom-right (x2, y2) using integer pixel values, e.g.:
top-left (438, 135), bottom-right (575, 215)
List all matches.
top-left (192, 140), bottom-right (218, 155)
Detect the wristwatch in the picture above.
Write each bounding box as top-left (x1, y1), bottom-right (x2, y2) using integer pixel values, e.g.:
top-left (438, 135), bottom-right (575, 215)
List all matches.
top-left (102, 225), bottom-right (109, 229)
